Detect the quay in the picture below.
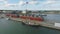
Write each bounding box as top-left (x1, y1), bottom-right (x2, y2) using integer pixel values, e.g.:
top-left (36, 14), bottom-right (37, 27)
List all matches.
top-left (8, 14), bottom-right (60, 30)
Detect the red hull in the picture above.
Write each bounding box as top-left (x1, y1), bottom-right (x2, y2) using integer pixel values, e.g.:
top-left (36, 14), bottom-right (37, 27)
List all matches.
top-left (6, 14), bottom-right (44, 21)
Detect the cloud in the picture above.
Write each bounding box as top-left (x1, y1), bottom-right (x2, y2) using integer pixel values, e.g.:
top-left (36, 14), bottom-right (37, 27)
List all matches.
top-left (18, 1), bottom-right (25, 5)
top-left (45, 1), bottom-right (55, 4)
top-left (41, 0), bottom-right (56, 5)
top-left (0, 0), bottom-right (5, 1)
top-left (0, 0), bottom-right (7, 7)
top-left (6, 1), bottom-right (25, 7)
top-left (39, 0), bottom-right (60, 10)
top-left (0, 0), bottom-right (60, 10)
top-left (29, 1), bottom-right (39, 5)
top-left (0, 0), bottom-right (8, 7)
top-left (26, 0), bottom-right (60, 10)
top-left (5, 4), bottom-right (17, 7)
top-left (18, 1), bottom-right (39, 5)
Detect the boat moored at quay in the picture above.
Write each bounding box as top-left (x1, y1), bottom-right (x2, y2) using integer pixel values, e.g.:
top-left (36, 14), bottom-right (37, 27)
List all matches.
top-left (5, 11), bottom-right (60, 30)
top-left (6, 13), bottom-right (44, 27)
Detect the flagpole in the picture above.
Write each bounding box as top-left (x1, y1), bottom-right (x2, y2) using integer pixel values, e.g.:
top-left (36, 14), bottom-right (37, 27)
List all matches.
top-left (26, 2), bottom-right (28, 15)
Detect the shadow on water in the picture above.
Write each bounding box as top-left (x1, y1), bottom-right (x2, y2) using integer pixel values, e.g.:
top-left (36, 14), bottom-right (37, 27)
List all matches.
top-left (0, 16), bottom-right (60, 34)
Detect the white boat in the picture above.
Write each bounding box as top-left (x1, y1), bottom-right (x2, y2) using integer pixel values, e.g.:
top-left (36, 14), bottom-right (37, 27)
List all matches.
top-left (5, 18), bottom-right (10, 20)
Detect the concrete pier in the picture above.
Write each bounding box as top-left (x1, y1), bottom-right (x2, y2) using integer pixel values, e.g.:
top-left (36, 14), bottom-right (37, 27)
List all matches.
top-left (9, 17), bottom-right (60, 30)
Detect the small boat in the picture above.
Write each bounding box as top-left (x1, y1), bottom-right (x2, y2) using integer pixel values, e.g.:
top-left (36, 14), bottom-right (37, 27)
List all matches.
top-left (39, 14), bottom-right (47, 16)
top-left (1, 17), bottom-right (4, 18)
top-left (5, 18), bottom-right (10, 20)
top-left (22, 22), bottom-right (40, 27)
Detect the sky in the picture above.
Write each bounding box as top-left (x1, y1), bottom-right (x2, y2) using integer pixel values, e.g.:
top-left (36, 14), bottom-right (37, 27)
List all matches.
top-left (0, 0), bottom-right (60, 10)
